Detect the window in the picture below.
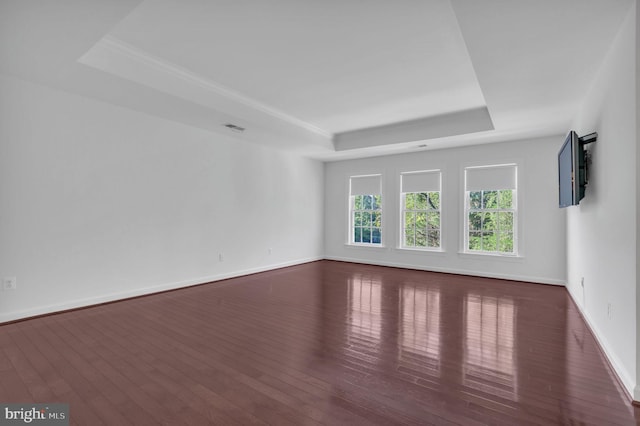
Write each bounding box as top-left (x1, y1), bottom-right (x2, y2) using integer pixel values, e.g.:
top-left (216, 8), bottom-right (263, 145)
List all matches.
top-left (464, 165), bottom-right (517, 255)
top-left (349, 175), bottom-right (382, 245)
top-left (400, 170), bottom-right (441, 249)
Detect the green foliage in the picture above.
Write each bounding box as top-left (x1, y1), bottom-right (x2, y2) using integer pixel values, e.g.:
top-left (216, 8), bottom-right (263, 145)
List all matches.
top-left (353, 189), bottom-right (512, 252)
top-left (373, 195), bottom-right (382, 210)
top-left (429, 192), bottom-right (440, 210)
top-left (483, 212), bottom-right (496, 230)
top-left (482, 231), bottom-right (497, 251)
top-left (498, 190), bottom-right (513, 209)
top-left (405, 193), bottom-right (415, 209)
top-left (467, 189), bottom-right (515, 254)
top-left (403, 192), bottom-right (440, 248)
top-left (428, 230), bottom-right (440, 248)
top-left (499, 233), bottom-right (513, 252)
top-left (415, 228), bottom-right (426, 246)
top-left (498, 212), bottom-right (513, 229)
top-left (470, 192), bottom-right (481, 209)
top-left (352, 194), bottom-right (382, 245)
top-left (482, 191), bottom-right (498, 208)
top-left (354, 195), bottom-right (363, 210)
top-left (354, 195), bottom-right (382, 211)
top-left (469, 212), bottom-right (482, 231)
top-left (468, 233), bottom-right (480, 250)
top-left (427, 212), bottom-right (439, 229)
top-left (405, 226), bottom-right (414, 246)
top-left (415, 193), bottom-right (428, 210)
top-left (372, 212), bottom-right (381, 227)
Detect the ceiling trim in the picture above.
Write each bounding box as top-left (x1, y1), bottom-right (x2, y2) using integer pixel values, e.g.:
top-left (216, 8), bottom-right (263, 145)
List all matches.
top-left (333, 107), bottom-right (494, 151)
top-left (92, 35), bottom-right (332, 139)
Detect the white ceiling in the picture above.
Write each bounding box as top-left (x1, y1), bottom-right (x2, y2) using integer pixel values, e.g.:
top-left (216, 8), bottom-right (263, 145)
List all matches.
top-left (106, 0), bottom-right (487, 134)
top-left (0, 0), bottom-right (633, 160)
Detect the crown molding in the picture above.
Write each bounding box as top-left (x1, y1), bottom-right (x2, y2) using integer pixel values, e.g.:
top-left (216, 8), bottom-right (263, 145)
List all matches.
top-left (98, 35), bottom-right (332, 138)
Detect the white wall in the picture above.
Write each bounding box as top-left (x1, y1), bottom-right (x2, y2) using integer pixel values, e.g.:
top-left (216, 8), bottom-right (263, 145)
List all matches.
top-left (567, 3), bottom-right (637, 398)
top-left (0, 73), bottom-right (324, 323)
top-left (324, 136), bottom-right (566, 285)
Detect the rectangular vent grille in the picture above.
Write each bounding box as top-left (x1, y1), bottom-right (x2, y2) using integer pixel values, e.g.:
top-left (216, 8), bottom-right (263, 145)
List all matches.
top-left (223, 123), bottom-right (246, 133)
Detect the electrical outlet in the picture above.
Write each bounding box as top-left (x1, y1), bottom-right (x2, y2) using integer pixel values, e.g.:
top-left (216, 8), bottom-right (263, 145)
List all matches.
top-left (268, 248), bottom-right (273, 255)
top-left (218, 253), bottom-right (224, 262)
top-left (607, 302), bottom-right (613, 320)
top-left (3, 277), bottom-right (17, 290)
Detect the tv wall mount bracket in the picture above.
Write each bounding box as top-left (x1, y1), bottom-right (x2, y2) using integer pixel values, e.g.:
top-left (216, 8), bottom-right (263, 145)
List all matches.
top-left (579, 132), bottom-right (597, 186)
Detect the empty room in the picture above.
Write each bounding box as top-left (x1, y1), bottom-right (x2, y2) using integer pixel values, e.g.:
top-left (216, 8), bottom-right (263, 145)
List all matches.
top-left (1, 0), bottom-right (639, 424)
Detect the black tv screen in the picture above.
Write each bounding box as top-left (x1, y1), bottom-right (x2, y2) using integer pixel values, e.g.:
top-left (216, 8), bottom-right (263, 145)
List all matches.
top-left (558, 131), bottom-right (583, 207)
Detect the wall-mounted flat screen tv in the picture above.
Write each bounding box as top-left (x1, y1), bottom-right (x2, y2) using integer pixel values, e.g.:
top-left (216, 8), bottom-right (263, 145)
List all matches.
top-left (558, 131), bottom-right (585, 208)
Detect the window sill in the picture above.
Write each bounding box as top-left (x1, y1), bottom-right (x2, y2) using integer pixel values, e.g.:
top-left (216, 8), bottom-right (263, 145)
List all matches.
top-left (458, 251), bottom-right (524, 262)
top-left (344, 243), bottom-right (387, 251)
top-left (395, 247), bottom-right (447, 256)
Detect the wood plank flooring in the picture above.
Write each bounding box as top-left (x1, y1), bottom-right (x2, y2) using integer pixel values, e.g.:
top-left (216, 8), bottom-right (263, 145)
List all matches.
top-left (1, 260), bottom-right (638, 425)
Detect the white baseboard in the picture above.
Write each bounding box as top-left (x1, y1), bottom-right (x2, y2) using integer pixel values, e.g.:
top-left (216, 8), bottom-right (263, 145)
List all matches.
top-left (324, 255), bottom-right (565, 286)
top-left (565, 286), bottom-right (636, 401)
top-left (0, 257), bottom-right (322, 324)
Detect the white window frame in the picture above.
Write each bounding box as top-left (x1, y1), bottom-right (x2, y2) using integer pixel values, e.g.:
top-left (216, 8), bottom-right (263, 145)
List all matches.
top-left (349, 174), bottom-right (383, 246)
top-left (463, 164), bottom-right (518, 256)
top-left (399, 170), bottom-right (442, 250)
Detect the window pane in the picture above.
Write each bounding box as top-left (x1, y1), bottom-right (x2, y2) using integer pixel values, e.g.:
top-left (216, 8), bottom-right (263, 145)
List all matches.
top-left (427, 212), bottom-right (440, 229)
top-left (470, 192), bottom-right (482, 209)
top-left (416, 212), bottom-right (427, 232)
top-left (482, 231), bottom-right (497, 251)
top-left (499, 232), bottom-right (514, 253)
top-left (469, 231), bottom-right (481, 250)
top-left (483, 212), bottom-right (497, 230)
top-left (363, 195), bottom-right (372, 209)
top-left (428, 230), bottom-right (440, 248)
top-left (405, 193), bottom-right (415, 209)
top-left (416, 228), bottom-right (427, 247)
top-left (372, 212), bottom-right (381, 227)
top-left (372, 228), bottom-right (381, 244)
top-left (354, 212), bottom-right (362, 226)
top-left (498, 212), bottom-right (514, 231)
top-left (354, 195), bottom-right (364, 210)
top-left (405, 227), bottom-right (415, 246)
top-left (499, 190), bottom-right (513, 209)
top-left (483, 191), bottom-right (498, 209)
top-left (373, 195), bottom-right (382, 210)
top-left (469, 212), bottom-right (482, 231)
top-left (362, 212), bottom-right (372, 226)
top-left (405, 212), bottom-right (415, 228)
top-left (354, 227), bottom-right (362, 243)
top-left (428, 192), bottom-right (440, 210)
top-left (362, 228), bottom-right (371, 243)
top-left (415, 193), bottom-right (428, 210)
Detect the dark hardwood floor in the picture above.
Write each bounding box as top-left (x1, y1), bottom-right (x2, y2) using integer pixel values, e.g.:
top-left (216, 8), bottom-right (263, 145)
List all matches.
top-left (1, 260), bottom-right (638, 425)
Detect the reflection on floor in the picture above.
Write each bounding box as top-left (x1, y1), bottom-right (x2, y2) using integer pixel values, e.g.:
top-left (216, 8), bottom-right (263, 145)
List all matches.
top-left (399, 284), bottom-right (441, 379)
top-left (464, 294), bottom-right (517, 401)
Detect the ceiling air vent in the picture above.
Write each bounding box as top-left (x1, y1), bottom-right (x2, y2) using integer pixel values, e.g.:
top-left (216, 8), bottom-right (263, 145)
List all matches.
top-left (223, 123), bottom-right (246, 133)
